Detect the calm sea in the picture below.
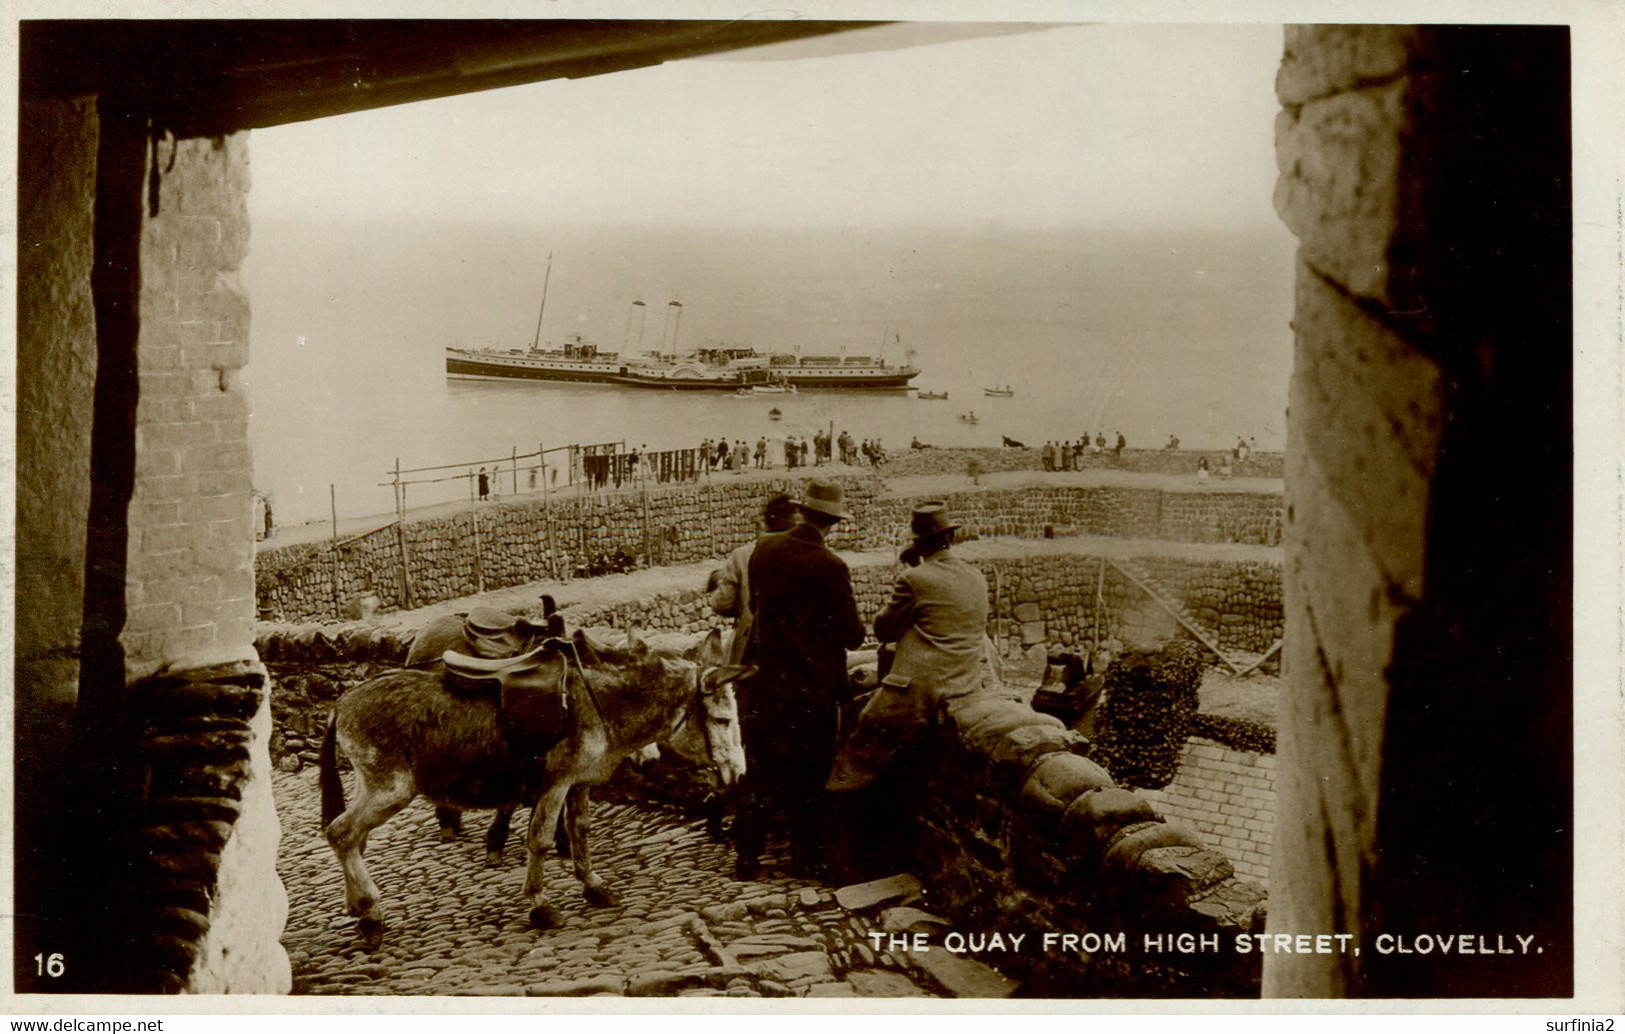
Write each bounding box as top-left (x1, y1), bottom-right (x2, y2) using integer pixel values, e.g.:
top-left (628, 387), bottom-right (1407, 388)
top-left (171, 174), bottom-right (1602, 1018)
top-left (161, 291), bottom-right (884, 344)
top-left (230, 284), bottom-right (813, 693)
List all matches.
top-left (243, 218), bottom-right (1296, 527)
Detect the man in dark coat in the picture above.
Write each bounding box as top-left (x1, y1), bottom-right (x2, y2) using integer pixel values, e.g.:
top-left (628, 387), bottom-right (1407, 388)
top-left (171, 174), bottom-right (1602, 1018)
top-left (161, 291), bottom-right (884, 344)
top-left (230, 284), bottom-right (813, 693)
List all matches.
top-left (735, 479), bottom-right (866, 878)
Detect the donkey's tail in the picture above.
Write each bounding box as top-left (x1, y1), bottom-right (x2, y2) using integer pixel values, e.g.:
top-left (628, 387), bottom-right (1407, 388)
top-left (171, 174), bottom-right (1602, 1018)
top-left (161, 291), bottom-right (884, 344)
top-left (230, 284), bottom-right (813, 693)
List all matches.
top-left (319, 712), bottom-right (346, 828)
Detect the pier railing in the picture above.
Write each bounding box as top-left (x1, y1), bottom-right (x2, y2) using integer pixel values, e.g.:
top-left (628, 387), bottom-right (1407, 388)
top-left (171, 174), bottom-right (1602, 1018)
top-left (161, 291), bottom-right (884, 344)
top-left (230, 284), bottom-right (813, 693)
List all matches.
top-left (364, 440), bottom-right (717, 609)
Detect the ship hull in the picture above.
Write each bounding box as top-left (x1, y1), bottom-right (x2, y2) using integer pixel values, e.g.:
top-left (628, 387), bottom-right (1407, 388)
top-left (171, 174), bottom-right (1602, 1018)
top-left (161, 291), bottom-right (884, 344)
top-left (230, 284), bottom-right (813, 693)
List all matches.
top-left (447, 353), bottom-right (621, 383)
top-left (447, 350), bottom-right (918, 390)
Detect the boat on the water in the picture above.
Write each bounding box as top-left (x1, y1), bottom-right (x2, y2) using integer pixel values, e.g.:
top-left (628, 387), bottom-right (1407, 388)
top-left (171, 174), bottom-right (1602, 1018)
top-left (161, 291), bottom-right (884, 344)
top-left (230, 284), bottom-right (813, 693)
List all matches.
top-left (916, 390), bottom-right (949, 400)
top-left (984, 385), bottom-right (1015, 397)
top-left (958, 412), bottom-right (980, 424)
top-left (449, 324), bottom-right (920, 391)
top-left (768, 407), bottom-right (783, 420)
top-left (446, 271), bottom-right (920, 390)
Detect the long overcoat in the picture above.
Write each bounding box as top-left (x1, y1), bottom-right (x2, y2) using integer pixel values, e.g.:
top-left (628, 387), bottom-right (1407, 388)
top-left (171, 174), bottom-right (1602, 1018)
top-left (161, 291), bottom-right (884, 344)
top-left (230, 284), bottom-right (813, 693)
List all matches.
top-left (744, 522), bottom-right (866, 710)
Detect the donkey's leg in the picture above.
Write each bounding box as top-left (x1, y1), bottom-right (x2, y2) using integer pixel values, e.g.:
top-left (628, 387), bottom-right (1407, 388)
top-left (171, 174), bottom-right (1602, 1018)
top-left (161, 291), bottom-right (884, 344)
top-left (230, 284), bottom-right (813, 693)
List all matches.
top-left (484, 808), bottom-right (515, 867)
top-left (436, 806), bottom-right (464, 843)
top-left (325, 769), bottom-right (415, 932)
top-left (522, 777), bottom-right (574, 930)
top-left (564, 784), bottom-right (620, 908)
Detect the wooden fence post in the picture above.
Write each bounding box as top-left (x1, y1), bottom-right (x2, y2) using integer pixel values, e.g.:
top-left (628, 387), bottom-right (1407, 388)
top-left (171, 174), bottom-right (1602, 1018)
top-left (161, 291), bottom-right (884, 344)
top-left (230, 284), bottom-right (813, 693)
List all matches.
top-left (330, 483), bottom-right (342, 620)
top-left (392, 457), bottom-right (414, 609)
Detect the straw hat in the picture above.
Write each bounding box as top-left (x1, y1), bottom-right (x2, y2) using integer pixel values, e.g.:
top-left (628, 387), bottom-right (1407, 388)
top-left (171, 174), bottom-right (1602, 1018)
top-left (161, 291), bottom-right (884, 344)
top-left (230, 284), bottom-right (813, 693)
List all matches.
top-left (798, 479), bottom-right (852, 521)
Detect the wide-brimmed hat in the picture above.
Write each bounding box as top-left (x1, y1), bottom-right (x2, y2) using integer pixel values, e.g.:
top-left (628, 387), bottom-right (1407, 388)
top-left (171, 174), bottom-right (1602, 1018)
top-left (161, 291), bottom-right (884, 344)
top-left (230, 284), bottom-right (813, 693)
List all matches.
top-left (910, 502), bottom-right (959, 541)
top-left (798, 479), bottom-right (851, 521)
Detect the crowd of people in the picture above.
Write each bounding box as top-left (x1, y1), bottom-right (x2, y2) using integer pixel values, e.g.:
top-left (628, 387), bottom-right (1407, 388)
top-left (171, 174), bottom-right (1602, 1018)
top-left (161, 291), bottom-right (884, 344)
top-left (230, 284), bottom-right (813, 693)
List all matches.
top-left (1040, 431), bottom-right (1128, 470)
top-left (707, 481), bottom-right (991, 883)
top-left (697, 431), bottom-right (887, 473)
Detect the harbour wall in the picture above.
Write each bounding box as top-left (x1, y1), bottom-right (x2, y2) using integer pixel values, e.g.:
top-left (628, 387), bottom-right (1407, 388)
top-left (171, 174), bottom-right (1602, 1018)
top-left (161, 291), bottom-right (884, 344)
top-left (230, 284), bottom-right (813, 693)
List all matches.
top-left (255, 476), bottom-right (1283, 624)
top-left (880, 446), bottom-right (1283, 479)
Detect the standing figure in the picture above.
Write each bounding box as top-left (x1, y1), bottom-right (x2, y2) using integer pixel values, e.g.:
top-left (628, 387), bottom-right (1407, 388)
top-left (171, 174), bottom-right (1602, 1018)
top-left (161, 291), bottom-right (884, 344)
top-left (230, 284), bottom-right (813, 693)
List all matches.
top-left (710, 494), bottom-right (800, 666)
top-left (735, 480), bottom-right (865, 879)
top-left (827, 503), bottom-right (989, 881)
top-left (477, 467), bottom-right (490, 501)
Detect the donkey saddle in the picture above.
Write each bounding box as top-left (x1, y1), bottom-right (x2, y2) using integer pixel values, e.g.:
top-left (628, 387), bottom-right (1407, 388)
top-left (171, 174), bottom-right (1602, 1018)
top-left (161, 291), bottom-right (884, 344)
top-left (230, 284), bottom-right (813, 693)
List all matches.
top-left (443, 639), bottom-right (570, 759)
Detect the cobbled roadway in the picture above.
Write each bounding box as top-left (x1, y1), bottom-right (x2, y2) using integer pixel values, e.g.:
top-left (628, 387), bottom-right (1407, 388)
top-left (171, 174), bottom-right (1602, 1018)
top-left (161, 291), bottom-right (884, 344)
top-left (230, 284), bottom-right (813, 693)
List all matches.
top-left (275, 767), bottom-right (940, 998)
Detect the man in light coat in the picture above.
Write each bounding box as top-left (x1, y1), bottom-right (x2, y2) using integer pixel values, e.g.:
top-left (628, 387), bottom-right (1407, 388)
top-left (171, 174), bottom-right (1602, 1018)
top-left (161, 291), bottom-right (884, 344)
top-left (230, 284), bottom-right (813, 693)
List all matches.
top-left (827, 502), bottom-right (988, 879)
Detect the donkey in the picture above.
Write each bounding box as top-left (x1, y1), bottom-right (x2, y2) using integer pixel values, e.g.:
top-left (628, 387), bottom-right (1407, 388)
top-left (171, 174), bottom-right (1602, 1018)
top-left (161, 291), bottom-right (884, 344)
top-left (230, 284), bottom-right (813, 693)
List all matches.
top-left (320, 631), bottom-right (749, 937)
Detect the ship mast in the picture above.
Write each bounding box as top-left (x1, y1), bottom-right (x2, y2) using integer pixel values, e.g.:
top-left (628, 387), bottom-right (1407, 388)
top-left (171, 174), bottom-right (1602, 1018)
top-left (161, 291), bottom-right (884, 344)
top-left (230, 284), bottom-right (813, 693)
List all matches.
top-left (530, 251), bottom-right (553, 352)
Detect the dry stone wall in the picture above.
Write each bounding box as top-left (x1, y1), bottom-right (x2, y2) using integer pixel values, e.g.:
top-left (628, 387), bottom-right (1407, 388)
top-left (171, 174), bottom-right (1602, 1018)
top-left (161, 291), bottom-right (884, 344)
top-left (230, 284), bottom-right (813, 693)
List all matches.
top-left (911, 696), bottom-right (1266, 996)
top-left (257, 478), bottom-right (1283, 624)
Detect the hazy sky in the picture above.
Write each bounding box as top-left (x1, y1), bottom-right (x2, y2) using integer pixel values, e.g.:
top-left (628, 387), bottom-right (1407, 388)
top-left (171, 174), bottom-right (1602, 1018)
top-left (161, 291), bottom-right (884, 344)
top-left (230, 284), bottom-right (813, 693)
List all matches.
top-left (249, 22), bottom-right (1285, 234)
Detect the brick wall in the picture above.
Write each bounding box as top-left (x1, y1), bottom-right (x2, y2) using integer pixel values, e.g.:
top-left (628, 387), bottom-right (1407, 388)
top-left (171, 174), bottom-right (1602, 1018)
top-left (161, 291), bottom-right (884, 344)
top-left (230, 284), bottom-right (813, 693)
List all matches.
top-left (1138, 739), bottom-right (1276, 885)
top-left (123, 131), bottom-right (288, 993)
top-left (125, 133), bottom-right (259, 675)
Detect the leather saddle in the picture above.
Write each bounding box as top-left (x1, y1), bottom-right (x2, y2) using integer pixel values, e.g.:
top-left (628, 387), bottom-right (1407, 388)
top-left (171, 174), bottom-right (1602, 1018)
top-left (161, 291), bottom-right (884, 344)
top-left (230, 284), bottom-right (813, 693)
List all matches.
top-left (444, 639), bottom-right (571, 759)
top-left (462, 607), bottom-right (545, 659)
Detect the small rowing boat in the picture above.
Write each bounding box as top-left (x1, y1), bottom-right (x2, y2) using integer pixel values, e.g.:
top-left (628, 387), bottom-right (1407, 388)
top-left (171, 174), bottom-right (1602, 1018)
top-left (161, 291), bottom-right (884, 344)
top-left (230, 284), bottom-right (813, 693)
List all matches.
top-left (916, 390), bottom-right (949, 400)
top-left (983, 385), bottom-right (1015, 398)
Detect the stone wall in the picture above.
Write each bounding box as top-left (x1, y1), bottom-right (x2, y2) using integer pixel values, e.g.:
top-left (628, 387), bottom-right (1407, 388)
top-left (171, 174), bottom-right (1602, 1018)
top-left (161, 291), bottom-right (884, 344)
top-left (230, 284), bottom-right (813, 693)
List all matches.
top-left (1269, 26), bottom-right (1572, 996)
top-left (881, 446), bottom-right (1284, 479)
top-left (911, 696), bottom-right (1266, 996)
top-left (257, 477), bottom-right (1283, 624)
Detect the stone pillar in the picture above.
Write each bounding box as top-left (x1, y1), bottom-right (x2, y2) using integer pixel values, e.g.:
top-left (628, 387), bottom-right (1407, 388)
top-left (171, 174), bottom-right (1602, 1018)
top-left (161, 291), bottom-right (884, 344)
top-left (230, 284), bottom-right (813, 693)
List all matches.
top-left (52, 112), bottom-right (291, 993)
top-left (15, 95), bottom-right (101, 987)
top-left (1268, 26), bottom-right (1571, 997)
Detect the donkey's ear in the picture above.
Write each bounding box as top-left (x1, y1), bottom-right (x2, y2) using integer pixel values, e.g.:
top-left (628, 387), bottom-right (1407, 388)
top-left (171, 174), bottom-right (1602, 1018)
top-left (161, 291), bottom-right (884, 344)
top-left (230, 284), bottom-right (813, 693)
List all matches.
top-left (694, 627), bottom-right (726, 667)
top-left (709, 664), bottom-right (756, 687)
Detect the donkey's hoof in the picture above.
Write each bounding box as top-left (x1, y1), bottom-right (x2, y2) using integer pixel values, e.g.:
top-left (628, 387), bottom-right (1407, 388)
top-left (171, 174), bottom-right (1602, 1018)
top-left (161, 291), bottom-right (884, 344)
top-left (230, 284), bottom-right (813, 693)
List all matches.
top-left (347, 894), bottom-right (375, 918)
top-left (529, 904), bottom-right (564, 930)
top-left (484, 850), bottom-right (505, 868)
top-left (439, 827), bottom-right (460, 844)
top-left (583, 884), bottom-right (622, 909)
top-left (357, 917), bottom-right (385, 948)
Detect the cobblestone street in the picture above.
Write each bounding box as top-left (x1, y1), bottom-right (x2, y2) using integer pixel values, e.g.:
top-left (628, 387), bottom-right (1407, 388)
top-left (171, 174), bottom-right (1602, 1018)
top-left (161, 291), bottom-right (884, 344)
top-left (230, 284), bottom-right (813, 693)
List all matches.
top-left (275, 767), bottom-right (978, 998)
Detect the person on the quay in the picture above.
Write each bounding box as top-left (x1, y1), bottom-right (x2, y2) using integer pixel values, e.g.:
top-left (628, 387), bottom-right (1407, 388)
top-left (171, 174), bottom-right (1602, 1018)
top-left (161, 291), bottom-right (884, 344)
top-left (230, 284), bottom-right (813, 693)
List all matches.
top-left (735, 479), bottom-right (866, 879)
top-left (827, 502), bottom-right (989, 882)
top-left (708, 493), bottom-right (800, 667)
top-left (477, 466), bottom-right (490, 500)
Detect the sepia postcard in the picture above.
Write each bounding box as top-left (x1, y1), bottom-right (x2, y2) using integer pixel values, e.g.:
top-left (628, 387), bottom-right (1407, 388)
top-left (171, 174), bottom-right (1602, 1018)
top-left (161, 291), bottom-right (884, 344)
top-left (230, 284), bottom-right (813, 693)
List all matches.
top-left (5, 0), bottom-right (1622, 1023)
